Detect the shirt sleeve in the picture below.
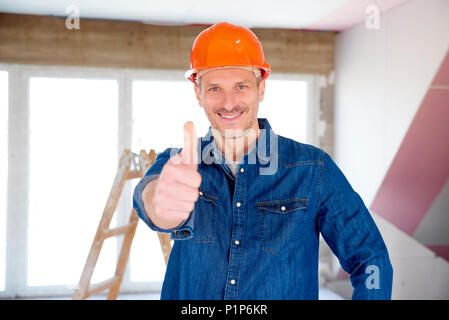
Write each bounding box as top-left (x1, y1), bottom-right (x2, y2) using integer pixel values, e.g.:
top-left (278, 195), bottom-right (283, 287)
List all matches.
top-left (132, 147), bottom-right (194, 240)
top-left (317, 151), bottom-right (393, 300)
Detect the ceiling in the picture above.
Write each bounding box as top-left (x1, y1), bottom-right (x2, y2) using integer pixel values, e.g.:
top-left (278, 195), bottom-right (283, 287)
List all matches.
top-left (0, 0), bottom-right (409, 31)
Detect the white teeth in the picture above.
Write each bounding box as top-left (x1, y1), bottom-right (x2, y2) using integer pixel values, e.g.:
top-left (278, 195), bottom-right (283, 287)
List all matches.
top-left (220, 112), bottom-right (242, 119)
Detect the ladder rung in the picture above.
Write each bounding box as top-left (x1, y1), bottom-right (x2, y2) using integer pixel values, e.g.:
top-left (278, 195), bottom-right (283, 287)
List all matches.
top-left (85, 276), bottom-right (120, 298)
top-left (127, 170), bottom-right (142, 179)
top-left (103, 222), bottom-right (136, 239)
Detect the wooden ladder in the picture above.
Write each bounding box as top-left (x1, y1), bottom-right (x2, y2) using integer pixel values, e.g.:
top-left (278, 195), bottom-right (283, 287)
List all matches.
top-left (72, 149), bottom-right (172, 300)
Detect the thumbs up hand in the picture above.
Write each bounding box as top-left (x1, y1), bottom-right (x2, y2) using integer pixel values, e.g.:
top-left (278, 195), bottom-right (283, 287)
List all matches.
top-left (143, 121), bottom-right (202, 230)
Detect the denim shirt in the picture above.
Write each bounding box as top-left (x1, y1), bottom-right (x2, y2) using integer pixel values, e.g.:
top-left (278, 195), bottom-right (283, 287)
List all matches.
top-left (133, 118), bottom-right (393, 300)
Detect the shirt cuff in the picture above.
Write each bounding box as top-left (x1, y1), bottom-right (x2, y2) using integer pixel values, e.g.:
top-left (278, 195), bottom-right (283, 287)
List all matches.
top-left (132, 174), bottom-right (194, 240)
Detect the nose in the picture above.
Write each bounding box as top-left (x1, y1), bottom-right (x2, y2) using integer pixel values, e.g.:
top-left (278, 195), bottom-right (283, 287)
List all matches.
top-left (221, 90), bottom-right (238, 112)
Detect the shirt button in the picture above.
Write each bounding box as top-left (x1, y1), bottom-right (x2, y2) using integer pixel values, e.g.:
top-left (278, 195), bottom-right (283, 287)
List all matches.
top-left (230, 279), bottom-right (236, 285)
top-left (234, 240), bottom-right (240, 245)
top-left (236, 202), bottom-right (241, 207)
top-left (281, 206), bottom-right (286, 211)
top-left (199, 191), bottom-right (203, 196)
top-left (240, 168), bottom-right (244, 173)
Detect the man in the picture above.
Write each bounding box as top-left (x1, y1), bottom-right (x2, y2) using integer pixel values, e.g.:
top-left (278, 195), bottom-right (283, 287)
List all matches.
top-left (133, 22), bottom-right (393, 300)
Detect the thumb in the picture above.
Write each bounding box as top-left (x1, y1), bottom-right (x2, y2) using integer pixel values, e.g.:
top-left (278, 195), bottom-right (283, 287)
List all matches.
top-left (182, 121), bottom-right (198, 167)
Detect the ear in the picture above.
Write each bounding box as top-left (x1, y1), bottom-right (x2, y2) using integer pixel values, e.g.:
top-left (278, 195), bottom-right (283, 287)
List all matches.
top-left (258, 79), bottom-right (266, 103)
top-left (194, 84), bottom-right (204, 108)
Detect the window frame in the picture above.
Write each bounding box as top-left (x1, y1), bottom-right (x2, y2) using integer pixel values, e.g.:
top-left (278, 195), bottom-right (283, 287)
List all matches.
top-left (0, 69), bottom-right (9, 294)
top-left (260, 72), bottom-right (320, 146)
top-left (0, 63), bottom-right (319, 298)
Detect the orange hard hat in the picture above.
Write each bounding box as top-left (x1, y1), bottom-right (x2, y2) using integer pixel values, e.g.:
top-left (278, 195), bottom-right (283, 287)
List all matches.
top-left (185, 22), bottom-right (271, 83)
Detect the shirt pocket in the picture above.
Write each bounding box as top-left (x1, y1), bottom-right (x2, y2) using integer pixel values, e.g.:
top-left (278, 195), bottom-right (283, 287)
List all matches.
top-left (257, 197), bottom-right (309, 255)
top-left (191, 189), bottom-right (218, 244)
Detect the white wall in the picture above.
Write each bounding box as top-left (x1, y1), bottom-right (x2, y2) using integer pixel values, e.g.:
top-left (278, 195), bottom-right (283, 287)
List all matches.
top-left (334, 0), bottom-right (449, 207)
top-left (373, 213), bottom-right (449, 299)
top-left (324, 212), bottom-right (449, 300)
top-left (332, 0), bottom-right (449, 299)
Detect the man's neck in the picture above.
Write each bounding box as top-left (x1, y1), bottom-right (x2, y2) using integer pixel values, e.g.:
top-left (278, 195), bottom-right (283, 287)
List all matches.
top-left (212, 126), bottom-right (260, 163)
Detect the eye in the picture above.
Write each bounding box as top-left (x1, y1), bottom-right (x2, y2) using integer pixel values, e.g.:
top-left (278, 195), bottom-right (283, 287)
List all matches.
top-left (237, 84), bottom-right (246, 90)
top-left (208, 87), bottom-right (219, 92)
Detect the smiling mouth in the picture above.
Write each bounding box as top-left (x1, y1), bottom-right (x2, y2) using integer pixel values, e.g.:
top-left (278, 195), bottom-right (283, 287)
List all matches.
top-left (218, 112), bottom-right (243, 120)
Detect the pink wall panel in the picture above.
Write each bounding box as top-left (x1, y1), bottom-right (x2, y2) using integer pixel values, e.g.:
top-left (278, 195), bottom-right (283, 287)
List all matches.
top-left (425, 244), bottom-right (449, 263)
top-left (371, 50), bottom-right (449, 236)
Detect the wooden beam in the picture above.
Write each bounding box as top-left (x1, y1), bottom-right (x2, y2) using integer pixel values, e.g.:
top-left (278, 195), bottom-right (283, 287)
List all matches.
top-left (0, 13), bottom-right (335, 75)
top-left (85, 276), bottom-right (120, 299)
top-left (253, 28), bottom-right (335, 75)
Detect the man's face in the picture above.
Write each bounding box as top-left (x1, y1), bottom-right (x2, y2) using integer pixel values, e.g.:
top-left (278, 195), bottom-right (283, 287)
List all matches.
top-left (194, 68), bottom-right (265, 138)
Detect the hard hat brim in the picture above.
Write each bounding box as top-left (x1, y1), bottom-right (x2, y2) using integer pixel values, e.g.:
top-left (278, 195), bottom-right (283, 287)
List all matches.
top-left (185, 64), bottom-right (271, 84)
